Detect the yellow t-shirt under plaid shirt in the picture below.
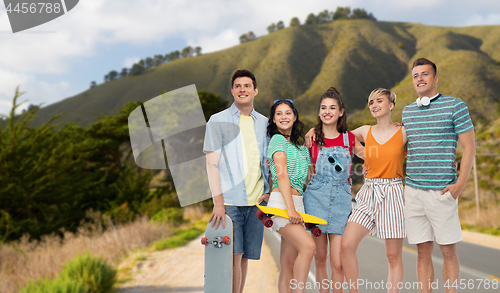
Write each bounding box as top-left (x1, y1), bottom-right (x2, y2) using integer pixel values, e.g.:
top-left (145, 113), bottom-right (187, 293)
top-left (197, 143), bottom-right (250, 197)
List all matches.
top-left (239, 115), bottom-right (264, 205)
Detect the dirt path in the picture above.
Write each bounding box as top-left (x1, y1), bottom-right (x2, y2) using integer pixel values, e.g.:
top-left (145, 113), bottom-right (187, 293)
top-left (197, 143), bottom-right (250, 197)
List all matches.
top-left (115, 234), bottom-right (279, 293)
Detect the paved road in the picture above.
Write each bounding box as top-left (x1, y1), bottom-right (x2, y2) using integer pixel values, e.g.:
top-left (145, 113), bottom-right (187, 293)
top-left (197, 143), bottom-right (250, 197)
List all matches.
top-left (264, 229), bottom-right (500, 292)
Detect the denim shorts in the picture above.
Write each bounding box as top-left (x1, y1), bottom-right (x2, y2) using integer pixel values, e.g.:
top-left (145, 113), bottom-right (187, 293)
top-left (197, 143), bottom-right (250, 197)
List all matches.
top-left (225, 205), bottom-right (265, 260)
top-left (304, 176), bottom-right (352, 235)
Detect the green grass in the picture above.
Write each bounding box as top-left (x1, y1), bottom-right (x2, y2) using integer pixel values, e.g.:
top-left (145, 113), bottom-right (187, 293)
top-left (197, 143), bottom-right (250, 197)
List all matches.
top-left (152, 221), bottom-right (207, 251)
top-left (461, 224), bottom-right (500, 237)
top-left (133, 254), bottom-right (147, 262)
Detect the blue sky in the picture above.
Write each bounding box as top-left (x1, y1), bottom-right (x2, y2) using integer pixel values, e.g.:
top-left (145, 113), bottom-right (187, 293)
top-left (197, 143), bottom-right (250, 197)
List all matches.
top-left (0, 0), bottom-right (499, 115)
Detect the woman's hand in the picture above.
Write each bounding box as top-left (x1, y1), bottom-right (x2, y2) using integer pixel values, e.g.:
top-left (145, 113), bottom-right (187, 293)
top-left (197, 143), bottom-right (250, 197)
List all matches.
top-left (287, 209), bottom-right (303, 225)
top-left (304, 128), bottom-right (316, 148)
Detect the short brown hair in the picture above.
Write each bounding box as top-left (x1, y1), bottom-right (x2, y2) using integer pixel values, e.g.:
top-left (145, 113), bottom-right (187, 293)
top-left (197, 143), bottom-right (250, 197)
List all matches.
top-left (412, 58), bottom-right (437, 75)
top-left (231, 69), bottom-right (257, 89)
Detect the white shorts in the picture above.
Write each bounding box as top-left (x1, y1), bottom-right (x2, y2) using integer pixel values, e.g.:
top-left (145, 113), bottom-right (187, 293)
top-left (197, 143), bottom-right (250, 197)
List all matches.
top-left (267, 191), bottom-right (305, 235)
top-left (404, 185), bottom-right (462, 245)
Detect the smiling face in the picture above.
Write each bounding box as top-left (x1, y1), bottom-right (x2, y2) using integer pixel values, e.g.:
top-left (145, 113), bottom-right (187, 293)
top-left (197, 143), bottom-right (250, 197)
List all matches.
top-left (368, 94), bottom-right (394, 118)
top-left (318, 98), bottom-right (344, 126)
top-left (412, 64), bottom-right (438, 98)
top-left (273, 103), bottom-right (296, 134)
top-left (231, 76), bottom-right (258, 107)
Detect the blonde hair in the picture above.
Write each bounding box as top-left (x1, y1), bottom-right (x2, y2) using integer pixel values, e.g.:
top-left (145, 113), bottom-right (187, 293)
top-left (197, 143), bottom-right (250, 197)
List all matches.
top-left (368, 88), bottom-right (396, 105)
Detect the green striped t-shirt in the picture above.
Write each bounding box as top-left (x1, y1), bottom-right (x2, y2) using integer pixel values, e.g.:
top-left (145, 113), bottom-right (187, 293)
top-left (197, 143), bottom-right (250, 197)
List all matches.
top-left (267, 134), bottom-right (310, 195)
top-left (402, 94), bottom-right (474, 190)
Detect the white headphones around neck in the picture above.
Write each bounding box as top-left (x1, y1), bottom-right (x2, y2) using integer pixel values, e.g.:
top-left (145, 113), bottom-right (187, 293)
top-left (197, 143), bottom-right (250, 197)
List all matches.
top-left (416, 96), bottom-right (430, 107)
top-left (416, 94), bottom-right (441, 107)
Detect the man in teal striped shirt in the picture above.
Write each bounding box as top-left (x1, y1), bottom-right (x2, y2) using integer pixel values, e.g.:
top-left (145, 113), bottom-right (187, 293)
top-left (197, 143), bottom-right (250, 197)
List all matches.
top-left (402, 58), bottom-right (476, 293)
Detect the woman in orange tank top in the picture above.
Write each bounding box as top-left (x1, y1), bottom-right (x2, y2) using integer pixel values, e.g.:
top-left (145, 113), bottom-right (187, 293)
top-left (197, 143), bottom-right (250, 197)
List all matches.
top-left (341, 88), bottom-right (408, 293)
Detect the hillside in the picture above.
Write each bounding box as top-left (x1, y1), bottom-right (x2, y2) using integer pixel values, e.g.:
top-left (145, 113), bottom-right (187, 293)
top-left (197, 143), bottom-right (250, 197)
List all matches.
top-left (32, 20), bottom-right (500, 128)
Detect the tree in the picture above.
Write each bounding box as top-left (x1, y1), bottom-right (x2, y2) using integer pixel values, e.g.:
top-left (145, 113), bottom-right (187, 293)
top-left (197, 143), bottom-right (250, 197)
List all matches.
top-left (145, 57), bottom-right (154, 69)
top-left (22, 103), bottom-right (37, 114)
top-left (351, 8), bottom-right (368, 19)
top-left (170, 50), bottom-right (180, 60)
top-left (305, 13), bottom-right (317, 25)
top-left (90, 81), bottom-right (97, 88)
top-left (129, 63), bottom-right (144, 75)
top-left (290, 17), bottom-right (301, 27)
top-left (267, 23), bottom-right (276, 33)
top-left (194, 46), bottom-right (202, 56)
top-left (108, 70), bottom-right (118, 81)
top-left (164, 54), bottom-right (170, 63)
top-left (276, 21), bottom-right (285, 30)
top-left (317, 9), bottom-right (332, 23)
top-left (119, 68), bottom-right (128, 78)
top-left (0, 88), bottom-right (166, 241)
top-left (240, 31), bottom-right (256, 43)
top-left (333, 7), bottom-right (351, 20)
top-left (154, 54), bottom-right (164, 66)
top-left (104, 74), bottom-right (109, 83)
top-left (138, 59), bottom-right (145, 69)
top-left (198, 90), bottom-right (228, 121)
top-left (239, 34), bottom-right (248, 43)
top-left (181, 46), bottom-right (194, 58)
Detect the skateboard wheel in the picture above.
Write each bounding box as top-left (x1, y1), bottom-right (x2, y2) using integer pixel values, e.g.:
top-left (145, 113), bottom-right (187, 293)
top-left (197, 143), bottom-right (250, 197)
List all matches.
top-left (311, 226), bottom-right (322, 237)
top-left (223, 236), bottom-right (231, 244)
top-left (201, 237), bottom-right (208, 245)
top-left (263, 216), bottom-right (273, 228)
top-left (304, 223), bottom-right (313, 230)
top-left (256, 210), bottom-right (265, 221)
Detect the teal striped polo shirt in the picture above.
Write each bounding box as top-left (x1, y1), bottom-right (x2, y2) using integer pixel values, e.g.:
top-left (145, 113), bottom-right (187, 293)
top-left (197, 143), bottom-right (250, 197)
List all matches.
top-left (267, 134), bottom-right (310, 195)
top-left (402, 94), bottom-right (474, 190)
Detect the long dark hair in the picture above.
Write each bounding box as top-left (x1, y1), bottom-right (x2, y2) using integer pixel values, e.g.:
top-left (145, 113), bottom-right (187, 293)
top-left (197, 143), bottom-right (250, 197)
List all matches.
top-left (267, 100), bottom-right (304, 149)
top-left (313, 87), bottom-right (348, 148)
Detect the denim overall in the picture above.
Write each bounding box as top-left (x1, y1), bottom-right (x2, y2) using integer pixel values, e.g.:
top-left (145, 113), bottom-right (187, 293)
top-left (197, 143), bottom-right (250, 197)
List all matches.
top-left (304, 132), bottom-right (352, 235)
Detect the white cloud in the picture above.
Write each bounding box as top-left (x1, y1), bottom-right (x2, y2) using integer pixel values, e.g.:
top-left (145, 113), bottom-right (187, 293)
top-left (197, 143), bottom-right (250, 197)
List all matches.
top-left (0, 69), bottom-right (71, 115)
top-left (124, 57), bottom-right (140, 68)
top-left (188, 29), bottom-right (240, 54)
top-left (464, 13), bottom-right (500, 26)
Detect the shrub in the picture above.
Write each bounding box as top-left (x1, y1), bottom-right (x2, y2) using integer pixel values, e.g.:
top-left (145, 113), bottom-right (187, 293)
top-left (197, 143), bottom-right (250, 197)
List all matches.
top-left (59, 252), bottom-right (116, 293)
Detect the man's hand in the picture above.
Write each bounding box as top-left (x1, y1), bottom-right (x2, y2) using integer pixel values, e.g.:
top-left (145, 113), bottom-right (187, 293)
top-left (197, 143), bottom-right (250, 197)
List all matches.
top-left (209, 204), bottom-right (226, 229)
top-left (348, 177), bottom-right (353, 186)
top-left (441, 182), bottom-right (465, 199)
top-left (257, 193), bottom-right (270, 203)
top-left (304, 128), bottom-right (316, 148)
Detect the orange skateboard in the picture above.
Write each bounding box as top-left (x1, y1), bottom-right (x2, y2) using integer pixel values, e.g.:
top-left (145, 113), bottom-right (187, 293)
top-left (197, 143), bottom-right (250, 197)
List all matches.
top-left (255, 203), bottom-right (327, 237)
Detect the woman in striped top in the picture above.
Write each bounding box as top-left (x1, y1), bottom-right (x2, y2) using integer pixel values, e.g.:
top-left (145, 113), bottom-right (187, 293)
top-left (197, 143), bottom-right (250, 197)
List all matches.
top-left (266, 99), bottom-right (314, 293)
